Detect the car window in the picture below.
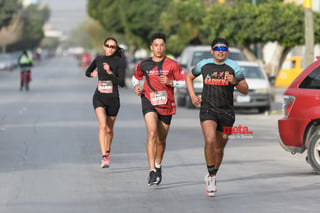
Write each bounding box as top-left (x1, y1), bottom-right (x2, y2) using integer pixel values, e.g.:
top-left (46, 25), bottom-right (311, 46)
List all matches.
top-left (299, 66), bottom-right (320, 89)
top-left (281, 60), bottom-right (295, 69)
top-left (240, 66), bottom-right (265, 79)
top-left (191, 51), bottom-right (212, 67)
top-left (191, 50), bottom-right (245, 67)
top-left (228, 52), bottom-right (245, 61)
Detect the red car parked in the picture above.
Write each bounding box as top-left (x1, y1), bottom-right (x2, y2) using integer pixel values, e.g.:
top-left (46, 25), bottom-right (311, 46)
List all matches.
top-left (278, 56), bottom-right (320, 174)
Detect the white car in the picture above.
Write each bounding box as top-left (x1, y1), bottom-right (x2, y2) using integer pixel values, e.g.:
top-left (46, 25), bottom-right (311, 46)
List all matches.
top-left (233, 61), bottom-right (272, 113)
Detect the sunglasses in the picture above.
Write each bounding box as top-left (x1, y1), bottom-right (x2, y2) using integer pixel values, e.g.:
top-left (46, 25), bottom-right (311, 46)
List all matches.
top-left (213, 46), bottom-right (228, 52)
top-left (104, 44), bottom-right (117, 49)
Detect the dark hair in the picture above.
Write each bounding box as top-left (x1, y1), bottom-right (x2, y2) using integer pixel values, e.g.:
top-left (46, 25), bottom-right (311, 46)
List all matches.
top-left (150, 32), bottom-right (166, 44)
top-left (211, 38), bottom-right (229, 48)
top-left (104, 37), bottom-right (125, 57)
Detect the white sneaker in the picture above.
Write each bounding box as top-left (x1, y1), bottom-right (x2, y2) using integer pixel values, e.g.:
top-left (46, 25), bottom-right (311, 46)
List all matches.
top-left (205, 174), bottom-right (217, 197)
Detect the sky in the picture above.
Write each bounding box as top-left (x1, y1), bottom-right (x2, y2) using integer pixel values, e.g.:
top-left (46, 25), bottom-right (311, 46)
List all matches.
top-left (39, 0), bottom-right (88, 35)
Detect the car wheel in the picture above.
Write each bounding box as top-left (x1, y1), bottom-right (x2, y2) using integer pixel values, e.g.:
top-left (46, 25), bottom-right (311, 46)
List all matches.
top-left (258, 106), bottom-right (270, 113)
top-left (307, 127), bottom-right (320, 174)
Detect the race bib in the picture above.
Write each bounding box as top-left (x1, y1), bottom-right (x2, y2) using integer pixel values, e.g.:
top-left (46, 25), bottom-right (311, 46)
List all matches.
top-left (98, 80), bottom-right (113, 93)
top-left (150, 91), bottom-right (167, 106)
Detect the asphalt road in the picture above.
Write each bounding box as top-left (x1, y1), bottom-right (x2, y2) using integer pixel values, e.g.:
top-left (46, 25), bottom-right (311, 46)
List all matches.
top-left (0, 56), bottom-right (319, 213)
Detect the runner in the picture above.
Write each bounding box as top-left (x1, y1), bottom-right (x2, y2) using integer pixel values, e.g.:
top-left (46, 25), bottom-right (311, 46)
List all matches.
top-left (85, 37), bottom-right (126, 168)
top-left (132, 32), bottom-right (186, 185)
top-left (185, 38), bottom-right (249, 197)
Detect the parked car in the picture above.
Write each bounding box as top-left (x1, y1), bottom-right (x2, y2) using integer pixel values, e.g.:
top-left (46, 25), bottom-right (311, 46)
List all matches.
top-left (278, 56), bottom-right (320, 174)
top-left (127, 57), bottom-right (146, 77)
top-left (233, 61), bottom-right (272, 113)
top-left (0, 54), bottom-right (15, 71)
top-left (175, 45), bottom-right (246, 108)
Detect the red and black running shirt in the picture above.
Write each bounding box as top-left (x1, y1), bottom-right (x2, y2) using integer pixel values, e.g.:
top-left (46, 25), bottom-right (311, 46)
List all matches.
top-left (133, 56), bottom-right (185, 115)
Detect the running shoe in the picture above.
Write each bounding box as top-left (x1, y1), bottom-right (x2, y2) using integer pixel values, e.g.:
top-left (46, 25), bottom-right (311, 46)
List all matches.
top-left (205, 174), bottom-right (217, 197)
top-left (101, 155), bottom-right (109, 168)
top-left (155, 166), bottom-right (162, 185)
top-left (105, 152), bottom-right (110, 166)
top-left (148, 170), bottom-right (159, 186)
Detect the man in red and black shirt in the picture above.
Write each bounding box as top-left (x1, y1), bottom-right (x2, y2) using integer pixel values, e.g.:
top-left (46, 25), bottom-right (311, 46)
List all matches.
top-left (132, 33), bottom-right (186, 186)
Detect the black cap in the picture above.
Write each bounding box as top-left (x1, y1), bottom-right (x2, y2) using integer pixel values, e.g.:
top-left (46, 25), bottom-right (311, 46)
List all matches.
top-left (211, 38), bottom-right (229, 48)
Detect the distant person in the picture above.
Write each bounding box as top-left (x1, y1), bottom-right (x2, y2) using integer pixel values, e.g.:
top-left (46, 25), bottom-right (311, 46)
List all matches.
top-left (81, 52), bottom-right (92, 69)
top-left (85, 37), bottom-right (126, 168)
top-left (132, 32), bottom-right (186, 186)
top-left (18, 50), bottom-right (33, 91)
top-left (185, 38), bottom-right (249, 197)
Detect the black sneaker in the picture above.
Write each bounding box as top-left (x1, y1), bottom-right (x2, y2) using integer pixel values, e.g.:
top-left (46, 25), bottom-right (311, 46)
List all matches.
top-left (155, 167), bottom-right (162, 185)
top-left (148, 170), bottom-right (158, 186)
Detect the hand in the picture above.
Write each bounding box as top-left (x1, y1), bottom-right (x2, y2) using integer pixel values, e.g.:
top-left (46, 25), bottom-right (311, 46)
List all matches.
top-left (191, 95), bottom-right (202, 106)
top-left (134, 85), bottom-right (142, 96)
top-left (91, 71), bottom-right (98, 77)
top-left (159, 75), bottom-right (172, 86)
top-left (103, 63), bottom-right (112, 74)
top-left (226, 74), bottom-right (237, 85)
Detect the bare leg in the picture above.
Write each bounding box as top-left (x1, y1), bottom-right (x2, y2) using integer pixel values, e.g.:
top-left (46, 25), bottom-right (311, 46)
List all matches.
top-left (155, 120), bottom-right (170, 166)
top-left (214, 131), bottom-right (228, 170)
top-left (144, 112), bottom-right (158, 170)
top-left (95, 107), bottom-right (107, 155)
top-left (106, 116), bottom-right (117, 152)
top-left (201, 120), bottom-right (218, 167)
top-left (201, 120), bottom-right (229, 170)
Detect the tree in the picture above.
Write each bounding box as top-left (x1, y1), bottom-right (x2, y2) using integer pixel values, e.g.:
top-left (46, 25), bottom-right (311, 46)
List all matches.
top-left (87, 0), bottom-right (171, 50)
top-left (0, 0), bottom-right (21, 52)
top-left (68, 18), bottom-right (109, 51)
top-left (160, 0), bottom-right (205, 55)
top-left (0, 0), bottom-right (21, 29)
top-left (2, 3), bottom-right (50, 52)
top-left (19, 4), bottom-right (50, 49)
top-left (201, 0), bottom-right (320, 76)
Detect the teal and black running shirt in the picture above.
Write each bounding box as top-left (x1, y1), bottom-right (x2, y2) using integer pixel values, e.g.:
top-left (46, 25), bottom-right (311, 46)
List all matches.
top-left (192, 58), bottom-right (245, 113)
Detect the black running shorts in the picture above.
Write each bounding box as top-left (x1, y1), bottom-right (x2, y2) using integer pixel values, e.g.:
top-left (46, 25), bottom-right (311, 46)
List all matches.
top-left (141, 95), bottom-right (172, 125)
top-left (199, 108), bottom-right (235, 132)
top-left (93, 93), bottom-right (120, 116)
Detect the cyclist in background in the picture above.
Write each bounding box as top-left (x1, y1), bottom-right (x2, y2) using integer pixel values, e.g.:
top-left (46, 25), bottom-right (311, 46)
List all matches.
top-left (18, 50), bottom-right (33, 91)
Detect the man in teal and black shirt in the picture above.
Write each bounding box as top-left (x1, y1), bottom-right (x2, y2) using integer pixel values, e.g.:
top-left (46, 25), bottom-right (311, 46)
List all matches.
top-left (185, 38), bottom-right (249, 197)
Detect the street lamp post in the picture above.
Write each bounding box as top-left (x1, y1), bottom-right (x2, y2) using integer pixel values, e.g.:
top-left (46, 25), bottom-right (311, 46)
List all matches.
top-left (304, 0), bottom-right (314, 66)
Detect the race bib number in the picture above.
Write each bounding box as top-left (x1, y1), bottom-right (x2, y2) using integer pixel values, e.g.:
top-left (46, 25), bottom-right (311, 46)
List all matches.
top-left (98, 80), bottom-right (113, 93)
top-left (150, 91), bottom-right (168, 106)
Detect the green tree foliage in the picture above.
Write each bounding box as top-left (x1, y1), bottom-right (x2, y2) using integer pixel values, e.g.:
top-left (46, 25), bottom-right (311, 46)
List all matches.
top-left (160, 0), bottom-right (205, 55)
top-left (6, 4), bottom-right (50, 51)
top-left (314, 11), bottom-right (320, 44)
top-left (202, 2), bottom-right (306, 49)
top-left (0, 0), bottom-right (21, 29)
top-left (87, 0), bottom-right (170, 48)
top-left (68, 18), bottom-right (109, 51)
top-left (22, 5), bottom-right (50, 46)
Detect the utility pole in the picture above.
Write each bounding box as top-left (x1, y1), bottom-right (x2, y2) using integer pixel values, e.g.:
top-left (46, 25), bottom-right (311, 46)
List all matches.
top-left (252, 0), bottom-right (258, 58)
top-left (304, 0), bottom-right (314, 66)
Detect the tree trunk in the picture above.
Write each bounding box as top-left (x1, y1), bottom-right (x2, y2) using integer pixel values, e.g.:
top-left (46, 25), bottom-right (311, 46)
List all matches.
top-left (263, 43), bottom-right (292, 77)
